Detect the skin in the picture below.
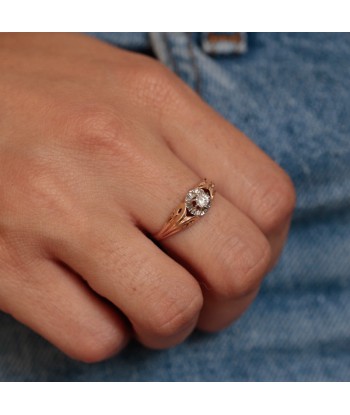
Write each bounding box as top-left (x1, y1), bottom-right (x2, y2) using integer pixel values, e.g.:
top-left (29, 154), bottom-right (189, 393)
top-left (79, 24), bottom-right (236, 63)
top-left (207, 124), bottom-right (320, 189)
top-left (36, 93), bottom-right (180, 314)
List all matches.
top-left (0, 33), bottom-right (296, 362)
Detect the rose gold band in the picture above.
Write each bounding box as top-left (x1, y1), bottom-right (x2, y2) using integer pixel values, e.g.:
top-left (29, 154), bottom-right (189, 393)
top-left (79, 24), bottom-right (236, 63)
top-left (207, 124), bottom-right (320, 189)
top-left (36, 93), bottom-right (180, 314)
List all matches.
top-left (154, 178), bottom-right (216, 241)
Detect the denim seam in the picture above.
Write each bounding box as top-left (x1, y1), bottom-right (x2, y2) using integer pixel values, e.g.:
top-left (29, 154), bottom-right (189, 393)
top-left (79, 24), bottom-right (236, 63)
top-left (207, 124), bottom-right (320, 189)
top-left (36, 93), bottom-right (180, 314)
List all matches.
top-left (186, 33), bottom-right (201, 94)
top-left (163, 33), bottom-right (179, 75)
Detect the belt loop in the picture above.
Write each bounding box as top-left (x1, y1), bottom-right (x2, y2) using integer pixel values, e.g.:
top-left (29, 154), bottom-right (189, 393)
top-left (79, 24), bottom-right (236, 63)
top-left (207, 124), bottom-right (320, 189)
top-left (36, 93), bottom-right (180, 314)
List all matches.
top-left (201, 32), bottom-right (247, 55)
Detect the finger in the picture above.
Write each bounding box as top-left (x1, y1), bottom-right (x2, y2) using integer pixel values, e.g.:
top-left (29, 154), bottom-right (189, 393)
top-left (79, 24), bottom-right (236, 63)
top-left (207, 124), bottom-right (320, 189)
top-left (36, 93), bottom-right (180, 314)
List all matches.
top-left (197, 218), bottom-right (290, 331)
top-left (0, 257), bottom-right (129, 362)
top-left (163, 107), bottom-right (295, 266)
top-left (153, 192), bottom-right (271, 332)
top-left (118, 141), bottom-right (271, 332)
top-left (53, 213), bottom-right (204, 350)
top-left (133, 66), bottom-right (296, 263)
top-left (166, 79), bottom-right (296, 233)
top-left (197, 289), bottom-right (260, 332)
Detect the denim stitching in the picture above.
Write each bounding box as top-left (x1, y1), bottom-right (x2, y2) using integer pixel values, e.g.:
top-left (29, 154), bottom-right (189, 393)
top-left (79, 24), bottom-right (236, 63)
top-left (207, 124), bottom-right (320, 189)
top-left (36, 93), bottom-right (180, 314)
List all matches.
top-left (186, 32), bottom-right (201, 94)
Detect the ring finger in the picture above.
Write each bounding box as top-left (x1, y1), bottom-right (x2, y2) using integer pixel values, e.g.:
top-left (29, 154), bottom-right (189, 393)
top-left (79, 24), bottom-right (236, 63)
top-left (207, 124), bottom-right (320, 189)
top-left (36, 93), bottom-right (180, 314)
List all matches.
top-left (120, 138), bottom-right (272, 332)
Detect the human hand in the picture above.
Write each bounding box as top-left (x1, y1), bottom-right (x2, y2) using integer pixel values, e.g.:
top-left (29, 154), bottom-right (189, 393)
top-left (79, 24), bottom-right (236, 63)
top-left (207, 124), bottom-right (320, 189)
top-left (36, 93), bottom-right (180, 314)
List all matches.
top-left (0, 33), bottom-right (296, 362)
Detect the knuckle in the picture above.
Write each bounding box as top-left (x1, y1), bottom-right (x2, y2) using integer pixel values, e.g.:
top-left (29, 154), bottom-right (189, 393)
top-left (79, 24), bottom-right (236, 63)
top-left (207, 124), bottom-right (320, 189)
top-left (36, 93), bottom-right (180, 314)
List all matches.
top-left (130, 60), bottom-right (182, 116)
top-left (8, 161), bottom-right (64, 226)
top-left (24, 166), bottom-right (84, 238)
top-left (0, 151), bottom-right (76, 247)
top-left (254, 171), bottom-right (297, 234)
top-left (134, 59), bottom-right (173, 91)
top-left (26, 169), bottom-right (60, 210)
top-left (146, 289), bottom-right (203, 339)
top-left (70, 105), bottom-right (138, 162)
top-left (213, 234), bottom-right (271, 300)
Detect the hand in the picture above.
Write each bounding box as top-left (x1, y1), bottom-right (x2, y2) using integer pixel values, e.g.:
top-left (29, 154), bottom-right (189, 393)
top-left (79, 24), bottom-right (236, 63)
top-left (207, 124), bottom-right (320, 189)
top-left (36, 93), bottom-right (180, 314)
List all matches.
top-left (0, 33), bottom-right (296, 362)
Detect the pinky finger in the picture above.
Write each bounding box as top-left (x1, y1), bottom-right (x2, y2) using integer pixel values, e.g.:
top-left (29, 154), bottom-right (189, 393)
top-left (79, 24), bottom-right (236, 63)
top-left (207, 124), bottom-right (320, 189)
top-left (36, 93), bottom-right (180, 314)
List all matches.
top-left (0, 258), bottom-right (129, 363)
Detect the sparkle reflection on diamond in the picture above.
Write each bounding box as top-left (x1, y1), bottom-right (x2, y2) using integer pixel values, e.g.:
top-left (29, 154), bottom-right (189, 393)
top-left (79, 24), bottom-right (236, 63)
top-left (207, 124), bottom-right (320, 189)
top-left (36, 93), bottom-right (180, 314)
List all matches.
top-left (185, 188), bottom-right (211, 216)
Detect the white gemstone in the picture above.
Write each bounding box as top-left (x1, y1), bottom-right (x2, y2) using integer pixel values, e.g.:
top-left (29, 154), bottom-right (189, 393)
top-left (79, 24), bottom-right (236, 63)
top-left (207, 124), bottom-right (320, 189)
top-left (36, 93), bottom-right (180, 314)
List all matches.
top-left (197, 192), bottom-right (209, 207)
top-left (185, 188), bottom-right (211, 216)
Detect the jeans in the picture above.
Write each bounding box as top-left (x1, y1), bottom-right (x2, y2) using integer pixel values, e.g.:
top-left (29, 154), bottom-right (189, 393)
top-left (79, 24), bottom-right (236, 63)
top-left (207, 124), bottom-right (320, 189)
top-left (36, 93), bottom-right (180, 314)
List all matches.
top-left (1, 33), bottom-right (349, 381)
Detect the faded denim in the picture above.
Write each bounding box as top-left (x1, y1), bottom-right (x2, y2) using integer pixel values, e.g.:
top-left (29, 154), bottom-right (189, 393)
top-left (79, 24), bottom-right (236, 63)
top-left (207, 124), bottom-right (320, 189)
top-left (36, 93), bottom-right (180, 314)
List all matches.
top-left (0, 33), bottom-right (349, 381)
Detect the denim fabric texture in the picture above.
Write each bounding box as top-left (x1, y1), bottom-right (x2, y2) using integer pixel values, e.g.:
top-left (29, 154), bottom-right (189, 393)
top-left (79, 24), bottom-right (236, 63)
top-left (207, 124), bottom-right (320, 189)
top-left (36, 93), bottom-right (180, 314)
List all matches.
top-left (1, 33), bottom-right (349, 381)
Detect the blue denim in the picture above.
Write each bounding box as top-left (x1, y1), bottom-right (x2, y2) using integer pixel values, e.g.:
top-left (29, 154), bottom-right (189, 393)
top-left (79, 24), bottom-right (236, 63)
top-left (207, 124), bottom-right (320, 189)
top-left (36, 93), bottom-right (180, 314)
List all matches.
top-left (1, 33), bottom-right (349, 381)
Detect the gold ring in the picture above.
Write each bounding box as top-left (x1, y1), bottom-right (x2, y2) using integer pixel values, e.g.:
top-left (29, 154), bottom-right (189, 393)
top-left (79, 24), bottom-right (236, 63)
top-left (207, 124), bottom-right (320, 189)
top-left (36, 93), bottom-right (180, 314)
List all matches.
top-left (154, 178), bottom-right (216, 240)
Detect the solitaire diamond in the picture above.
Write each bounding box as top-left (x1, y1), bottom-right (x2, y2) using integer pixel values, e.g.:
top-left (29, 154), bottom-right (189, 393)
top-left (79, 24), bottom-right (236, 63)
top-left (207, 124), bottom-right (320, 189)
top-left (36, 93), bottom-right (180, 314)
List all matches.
top-left (185, 188), bottom-right (211, 216)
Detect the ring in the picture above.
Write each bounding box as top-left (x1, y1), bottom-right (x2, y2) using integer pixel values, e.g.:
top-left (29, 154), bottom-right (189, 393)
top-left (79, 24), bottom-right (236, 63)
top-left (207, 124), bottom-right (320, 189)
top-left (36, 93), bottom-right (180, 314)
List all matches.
top-left (154, 178), bottom-right (216, 241)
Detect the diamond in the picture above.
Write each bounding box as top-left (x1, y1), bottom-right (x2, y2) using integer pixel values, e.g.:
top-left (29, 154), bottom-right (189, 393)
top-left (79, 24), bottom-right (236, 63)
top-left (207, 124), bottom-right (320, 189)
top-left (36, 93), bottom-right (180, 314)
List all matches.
top-left (185, 188), bottom-right (211, 216)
